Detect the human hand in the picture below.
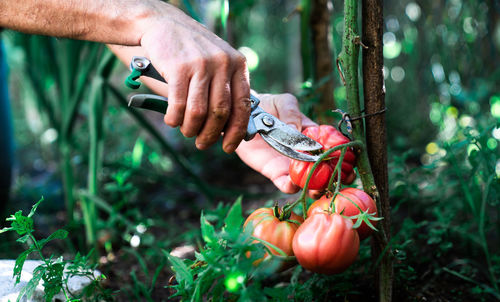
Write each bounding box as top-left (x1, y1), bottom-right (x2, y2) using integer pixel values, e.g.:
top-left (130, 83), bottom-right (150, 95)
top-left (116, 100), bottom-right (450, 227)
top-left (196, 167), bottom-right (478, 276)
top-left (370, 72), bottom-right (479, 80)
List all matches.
top-left (138, 3), bottom-right (251, 153)
top-left (235, 93), bottom-right (317, 194)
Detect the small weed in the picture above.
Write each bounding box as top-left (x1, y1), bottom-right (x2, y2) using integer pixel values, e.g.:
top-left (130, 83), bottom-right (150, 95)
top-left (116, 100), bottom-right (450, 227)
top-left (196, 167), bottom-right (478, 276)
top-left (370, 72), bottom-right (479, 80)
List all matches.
top-left (0, 197), bottom-right (113, 301)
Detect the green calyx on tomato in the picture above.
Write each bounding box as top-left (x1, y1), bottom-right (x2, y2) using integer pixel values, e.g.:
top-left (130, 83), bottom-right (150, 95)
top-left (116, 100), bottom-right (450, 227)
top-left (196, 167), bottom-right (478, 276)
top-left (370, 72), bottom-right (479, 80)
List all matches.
top-left (243, 207), bottom-right (304, 259)
top-left (289, 125), bottom-right (357, 191)
top-left (307, 187), bottom-right (380, 240)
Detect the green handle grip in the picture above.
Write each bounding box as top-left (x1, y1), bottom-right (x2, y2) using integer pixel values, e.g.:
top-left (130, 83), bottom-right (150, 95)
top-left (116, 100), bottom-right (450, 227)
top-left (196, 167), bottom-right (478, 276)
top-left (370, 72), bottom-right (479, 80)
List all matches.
top-left (128, 94), bottom-right (168, 114)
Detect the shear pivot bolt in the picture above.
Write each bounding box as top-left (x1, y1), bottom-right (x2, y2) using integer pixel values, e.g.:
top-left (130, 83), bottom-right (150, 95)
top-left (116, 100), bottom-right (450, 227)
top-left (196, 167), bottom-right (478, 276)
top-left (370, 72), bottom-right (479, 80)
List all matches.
top-left (262, 116), bottom-right (274, 127)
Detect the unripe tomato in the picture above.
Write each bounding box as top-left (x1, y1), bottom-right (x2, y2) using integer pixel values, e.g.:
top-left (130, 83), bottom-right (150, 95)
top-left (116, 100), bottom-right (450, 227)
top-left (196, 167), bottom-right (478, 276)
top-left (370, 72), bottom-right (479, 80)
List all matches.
top-left (243, 208), bottom-right (304, 258)
top-left (292, 213), bottom-right (359, 274)
top-left (307, 188), bottom-right (378, 240)
top-left (289, 125), bottom-right (356, 190)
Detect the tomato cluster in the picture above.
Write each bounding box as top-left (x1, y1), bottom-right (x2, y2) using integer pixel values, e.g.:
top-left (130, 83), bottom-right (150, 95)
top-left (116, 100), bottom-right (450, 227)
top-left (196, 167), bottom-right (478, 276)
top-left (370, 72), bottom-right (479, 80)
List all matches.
top-left (244, 188), bottom-right (378, 275)
top-left (244, 125), bottom-right (379, 275)
top-left (289, 125), bottom-right (357, 190)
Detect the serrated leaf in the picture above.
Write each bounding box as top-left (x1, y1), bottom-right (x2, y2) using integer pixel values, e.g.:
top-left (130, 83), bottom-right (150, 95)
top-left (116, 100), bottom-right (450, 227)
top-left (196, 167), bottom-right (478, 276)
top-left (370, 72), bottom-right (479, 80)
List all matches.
top-left (224, 197), bottom-right (244, 233)
top-left (200, 212), bottom-right (217, 245)
top-left (14, 248), bottom-right (35, 284)
top-left (197, 268), bottom-right (218, 296)
top-left (28, 197), bottom-right (44, 218)
top-left (11, 212), bottom-right (33, 236)
top-left (17, 265), bottom-right (45, 302)
top-left (163, 250), bottom-right (193, 286)
top-left (0, 226), bottom-right (14, 234)
top-left (194, 251), bottom-right (206, 263)
top-left (38, 229), bottom-right (69, 249)
top-left (42, 262), bottom-right (64, 301)
top-left (190, 278), bottom-right (202, 302)
top-left (16, 234), bottom-right (30, 244)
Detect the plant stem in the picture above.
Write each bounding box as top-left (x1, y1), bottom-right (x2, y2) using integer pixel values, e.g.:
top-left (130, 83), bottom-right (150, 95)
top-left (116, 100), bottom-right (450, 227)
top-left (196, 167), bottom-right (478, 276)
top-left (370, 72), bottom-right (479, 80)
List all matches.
top-left (283, 141), bottom-right (363, 218)
top-left (326, 147), bottom-right (347, 192)
top-left (300, 0), bottom-right (313, 81)
top-left (61, 142), bottom-right (75, 224)
top-left (339, 0), bottom-right (392, 300)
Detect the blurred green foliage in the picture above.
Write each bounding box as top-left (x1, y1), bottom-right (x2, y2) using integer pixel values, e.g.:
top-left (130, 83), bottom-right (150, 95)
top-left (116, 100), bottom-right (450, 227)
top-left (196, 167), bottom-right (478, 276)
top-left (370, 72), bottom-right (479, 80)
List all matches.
top-left (0, 0), bottom-right (499, 300)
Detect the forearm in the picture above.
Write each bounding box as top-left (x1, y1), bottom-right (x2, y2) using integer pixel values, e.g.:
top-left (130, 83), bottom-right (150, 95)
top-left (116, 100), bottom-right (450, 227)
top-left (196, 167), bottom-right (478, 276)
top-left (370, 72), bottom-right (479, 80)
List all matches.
top-left (0, 0), bottom-right (169, 45)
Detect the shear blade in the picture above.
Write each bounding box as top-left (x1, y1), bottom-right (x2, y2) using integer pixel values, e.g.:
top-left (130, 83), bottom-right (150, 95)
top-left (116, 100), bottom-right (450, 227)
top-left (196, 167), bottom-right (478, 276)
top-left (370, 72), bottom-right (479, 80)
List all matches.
top-left (264, 126), bottom-right (322, 152)
top-left (261, 134), bottom-right (319, 162)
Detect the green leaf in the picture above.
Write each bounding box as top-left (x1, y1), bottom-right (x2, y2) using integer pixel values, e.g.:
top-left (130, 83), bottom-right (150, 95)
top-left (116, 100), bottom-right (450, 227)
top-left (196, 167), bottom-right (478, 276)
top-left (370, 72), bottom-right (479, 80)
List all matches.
top-left (13, 248), bottom-right (35, 284)
top-left (17, 265), bottom-right (45, 302)
top-left (0, 226), bottom-right (14, 234)
top-left (200, 212), bottom-right (217, 245)
top-left (10, 211), bottom-right (33, 236)
top-left (163, 250), bottom-right (193, 286)
top-left (38, 229), bottom-right (69, 249)
top-left (224, 197), bottom-right (244, 233)
top-left (16, 234), bottom-right (30, 244)
top-left (28, 197), bottom-right (44, 218)
top-left (41, 262), bottom-right (64, 301)
top-left (197, 268), bottom-right (218, 296)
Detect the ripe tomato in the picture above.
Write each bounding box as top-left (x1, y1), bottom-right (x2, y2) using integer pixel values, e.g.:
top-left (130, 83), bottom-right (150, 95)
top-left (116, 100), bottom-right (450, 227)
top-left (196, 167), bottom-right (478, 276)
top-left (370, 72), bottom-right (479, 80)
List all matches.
top-left (292, 213), bottom-right (359, 274)
top-left (243, 208), bottom-right (304, 258)
top-left (289, 125), bottom-right (356, 190)
top-left (334, 187), bottom-right (378, 240)
top-left (307, 188), bottom-right (378, 240)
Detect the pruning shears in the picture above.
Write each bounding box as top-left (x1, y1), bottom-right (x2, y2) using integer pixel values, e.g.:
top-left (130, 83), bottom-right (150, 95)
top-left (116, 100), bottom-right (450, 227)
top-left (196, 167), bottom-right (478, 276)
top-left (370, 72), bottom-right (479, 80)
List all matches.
top-left (125, 56), bottom-right (322, 162)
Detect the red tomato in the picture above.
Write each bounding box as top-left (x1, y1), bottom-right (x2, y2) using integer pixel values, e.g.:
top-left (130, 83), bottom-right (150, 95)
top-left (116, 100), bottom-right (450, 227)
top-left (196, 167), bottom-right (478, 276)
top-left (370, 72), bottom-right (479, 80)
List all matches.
top-left (289, 125), bottom-right (356, 190)
top-left (307, 188), bottom-right (378, 240)
top-left (306, 194), bottom-right (332, 217)
top-left (243, 208), bottom-right (304, 258)
top-left (334, 187), bottom-right (378, 240)
top-left (292, 213), bottom-right (359, 274)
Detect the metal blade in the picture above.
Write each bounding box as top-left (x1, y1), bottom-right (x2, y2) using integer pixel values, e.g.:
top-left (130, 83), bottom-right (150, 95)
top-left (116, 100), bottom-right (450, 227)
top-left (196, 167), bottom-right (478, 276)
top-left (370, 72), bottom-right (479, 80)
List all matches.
top-left (261, 134), bottom-right (320, 162)
top-left (264, 126), bottom-right (323, 152)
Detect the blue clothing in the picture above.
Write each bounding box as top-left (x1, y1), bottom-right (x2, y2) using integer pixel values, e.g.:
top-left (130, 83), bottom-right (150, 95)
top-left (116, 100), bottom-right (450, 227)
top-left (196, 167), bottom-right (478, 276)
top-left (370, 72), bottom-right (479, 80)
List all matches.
top-left (0, 39), bottom-right (13, 209)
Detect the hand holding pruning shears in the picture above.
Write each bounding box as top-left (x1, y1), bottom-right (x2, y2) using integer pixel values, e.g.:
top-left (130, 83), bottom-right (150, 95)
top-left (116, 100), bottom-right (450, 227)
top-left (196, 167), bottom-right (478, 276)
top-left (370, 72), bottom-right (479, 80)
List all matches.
top-left (126, 56), bottom-right (322, 162)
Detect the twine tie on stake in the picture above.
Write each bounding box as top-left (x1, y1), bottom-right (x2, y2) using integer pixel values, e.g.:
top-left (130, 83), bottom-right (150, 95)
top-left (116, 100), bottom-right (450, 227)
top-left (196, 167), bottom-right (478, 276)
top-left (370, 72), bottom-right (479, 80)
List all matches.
top-left (333, 108), bottom-right (387, 138)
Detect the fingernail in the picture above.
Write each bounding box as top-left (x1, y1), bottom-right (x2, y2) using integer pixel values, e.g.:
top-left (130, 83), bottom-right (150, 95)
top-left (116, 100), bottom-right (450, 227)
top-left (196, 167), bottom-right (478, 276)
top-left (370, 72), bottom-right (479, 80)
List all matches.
top-left (196, 143), bottom-right (207, 150)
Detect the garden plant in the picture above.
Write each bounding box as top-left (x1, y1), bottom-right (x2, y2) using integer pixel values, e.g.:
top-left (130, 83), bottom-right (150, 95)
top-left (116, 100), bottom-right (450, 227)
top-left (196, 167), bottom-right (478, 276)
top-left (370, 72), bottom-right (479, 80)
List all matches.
top-left (0, 0), bottom-right (499, 301)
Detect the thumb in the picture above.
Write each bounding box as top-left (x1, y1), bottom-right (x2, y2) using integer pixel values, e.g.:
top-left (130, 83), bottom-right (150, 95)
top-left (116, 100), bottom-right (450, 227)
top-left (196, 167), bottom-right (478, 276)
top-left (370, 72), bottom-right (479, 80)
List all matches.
top-left (273, 93), bottom-right (302, 131)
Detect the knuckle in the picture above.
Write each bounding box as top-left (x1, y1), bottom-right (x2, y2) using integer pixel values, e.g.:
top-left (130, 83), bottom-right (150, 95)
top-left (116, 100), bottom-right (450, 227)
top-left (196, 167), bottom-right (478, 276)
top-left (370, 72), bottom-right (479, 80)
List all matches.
top-left (192, 57), bottom-right (208, 73)
top-left (173, 62), bottom-right (189, 75)
top-left (188, 105), bottom-right (206, 120)
top-left (199, 132), bottom-right (220, 146)
top-left (180, 126), bottom-right (196, 138)
top-left (212, 106), bottom-right (230, 121)
top-left (171, 101), bottom-right (187, 112)
top-left (214, 52), bottom-right (231, 69)
top-left (283, 93), bottom-right (298, 104)
top-left (234, 52), bottom-right (247, 66)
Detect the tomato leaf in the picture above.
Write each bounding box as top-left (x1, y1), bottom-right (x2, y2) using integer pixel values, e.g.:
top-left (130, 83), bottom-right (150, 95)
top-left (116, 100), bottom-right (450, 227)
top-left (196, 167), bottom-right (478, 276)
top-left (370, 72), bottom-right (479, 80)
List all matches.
top-left (17, 264), bottom-right (45, 302)
top-left (224, 197), bottom-right (244, 233)
top-left (163, 250), bottom-right (194, 287)
top-left (13, 248), bottom-right (35, 284)
top-left (250, 236), bottom-right (288, 257)
top-left (38, 229), bottom-right (69, 249)
top-left (200, 212), bottom-right (217, 246)
top-left (27, 197), bottom-right (44, 218)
